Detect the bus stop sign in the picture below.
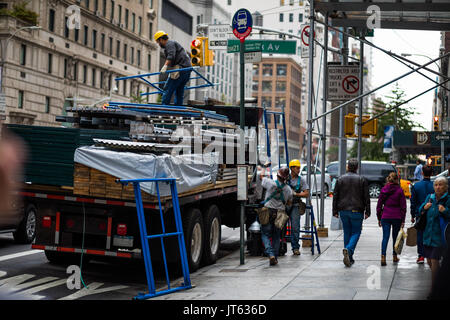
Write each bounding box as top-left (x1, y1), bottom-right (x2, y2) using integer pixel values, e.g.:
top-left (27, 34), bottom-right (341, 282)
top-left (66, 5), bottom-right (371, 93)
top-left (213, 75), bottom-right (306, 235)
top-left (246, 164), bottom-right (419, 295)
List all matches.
top-left (232, 8), bottom-right (252, 40)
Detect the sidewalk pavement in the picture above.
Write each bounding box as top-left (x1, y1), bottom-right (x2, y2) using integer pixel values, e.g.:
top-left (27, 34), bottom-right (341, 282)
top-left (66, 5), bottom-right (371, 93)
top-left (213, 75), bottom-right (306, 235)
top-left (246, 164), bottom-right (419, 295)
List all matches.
top-left (155, 199), bottom-right (431, 300)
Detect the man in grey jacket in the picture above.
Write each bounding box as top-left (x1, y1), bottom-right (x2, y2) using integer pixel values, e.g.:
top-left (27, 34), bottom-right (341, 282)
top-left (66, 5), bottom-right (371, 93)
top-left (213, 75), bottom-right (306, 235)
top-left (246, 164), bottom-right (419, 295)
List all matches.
top-left (154, 31), bottom-right (192, 105)
top-left (332, 158), bottom-right (371, 267)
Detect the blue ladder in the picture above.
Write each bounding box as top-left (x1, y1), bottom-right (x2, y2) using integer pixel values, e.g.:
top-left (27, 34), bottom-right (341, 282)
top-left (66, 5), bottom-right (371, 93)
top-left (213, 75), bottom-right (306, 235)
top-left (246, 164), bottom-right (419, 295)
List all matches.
top-left (297, 205), bottom-right (321, 255)
top-left (117, 178), bottom-right (192, 300)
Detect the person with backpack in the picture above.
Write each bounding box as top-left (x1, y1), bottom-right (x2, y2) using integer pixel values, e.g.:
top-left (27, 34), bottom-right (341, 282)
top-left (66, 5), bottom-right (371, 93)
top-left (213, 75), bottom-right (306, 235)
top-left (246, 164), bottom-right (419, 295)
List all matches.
top-left (259, 167), bottom-right (293, 266)
top-left (410, 165), bottom-right (434, 264)
top-left (376, 172), bottom-right (407, 266)
top-left (418, 176), bottom-right (450, 298)
top-left (332, 158), bottom-right (371, 267)
top-left (287, 159), bottom-right (310, 256)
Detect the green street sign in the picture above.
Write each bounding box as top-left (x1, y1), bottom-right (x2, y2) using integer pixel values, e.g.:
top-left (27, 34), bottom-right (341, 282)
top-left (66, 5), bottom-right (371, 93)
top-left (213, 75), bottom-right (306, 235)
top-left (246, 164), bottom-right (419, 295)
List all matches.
top-left (227, 40), bottom-right (297, 54)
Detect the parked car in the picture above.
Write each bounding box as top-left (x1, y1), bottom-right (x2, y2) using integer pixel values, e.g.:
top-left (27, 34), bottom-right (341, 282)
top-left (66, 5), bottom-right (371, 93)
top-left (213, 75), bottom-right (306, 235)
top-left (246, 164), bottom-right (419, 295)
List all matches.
top-left (270, 164), bottom-right (332, 196)
top-left (0, 202), bottom-right (36, 244)
top-left (431, 169), bottom-right (448, 182)
top-left (326, 161), bottom-right (400, 198)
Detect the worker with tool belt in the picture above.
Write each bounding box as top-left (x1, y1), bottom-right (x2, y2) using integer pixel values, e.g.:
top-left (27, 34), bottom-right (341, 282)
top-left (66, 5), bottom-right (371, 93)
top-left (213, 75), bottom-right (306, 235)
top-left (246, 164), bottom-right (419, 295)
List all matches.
top-left (259, 167), bottom-right (293, 266)
top-left (287, 159), bottom-right (310, 256)
top-left (154, 30), bottom-right (192, 105)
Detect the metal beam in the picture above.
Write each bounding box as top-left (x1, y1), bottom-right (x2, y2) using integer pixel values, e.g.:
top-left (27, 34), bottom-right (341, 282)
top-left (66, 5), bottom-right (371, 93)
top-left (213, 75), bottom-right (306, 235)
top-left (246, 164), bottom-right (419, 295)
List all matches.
top-left (315, 3), bottom-right (450, 12)
top-left (330, 19), bottom-right (450, 32)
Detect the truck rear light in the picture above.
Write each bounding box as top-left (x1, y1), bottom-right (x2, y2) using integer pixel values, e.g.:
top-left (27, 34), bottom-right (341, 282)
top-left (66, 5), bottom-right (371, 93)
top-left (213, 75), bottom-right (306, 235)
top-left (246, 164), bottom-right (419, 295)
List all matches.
top-left (66, 219), bottom-right (75, 229)
top-left (42, 216), bottom-right (52, 228)
top-left (117, 224), bottom-right (127, 236)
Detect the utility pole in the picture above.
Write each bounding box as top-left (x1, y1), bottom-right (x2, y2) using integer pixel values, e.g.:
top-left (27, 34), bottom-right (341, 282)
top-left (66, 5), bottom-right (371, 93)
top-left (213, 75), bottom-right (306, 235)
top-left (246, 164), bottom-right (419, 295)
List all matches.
top-left (357, 36), bottom-right (364, 173)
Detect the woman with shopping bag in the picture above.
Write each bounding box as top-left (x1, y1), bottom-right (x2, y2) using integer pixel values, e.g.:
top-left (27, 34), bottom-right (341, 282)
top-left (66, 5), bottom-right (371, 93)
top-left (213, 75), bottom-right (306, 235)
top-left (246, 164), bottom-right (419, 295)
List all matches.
top-left (376, 172), bottom-right (406, 266)
top-left (418, 176), bottom-right (450, 298)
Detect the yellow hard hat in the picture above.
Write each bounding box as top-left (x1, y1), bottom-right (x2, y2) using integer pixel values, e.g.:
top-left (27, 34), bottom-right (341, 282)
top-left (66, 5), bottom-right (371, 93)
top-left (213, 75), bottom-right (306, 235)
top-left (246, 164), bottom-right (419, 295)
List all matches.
top-left (154, 30), bottom-right (168, 41)
top-left (289, 159), bottom-right (301, 168)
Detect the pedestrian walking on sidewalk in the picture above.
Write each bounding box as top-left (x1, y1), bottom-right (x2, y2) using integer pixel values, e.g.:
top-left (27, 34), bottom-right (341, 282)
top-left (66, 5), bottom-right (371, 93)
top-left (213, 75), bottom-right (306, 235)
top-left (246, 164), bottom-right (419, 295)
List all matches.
top-left (418, 176), bottom-right (450, 298)
top-left (259, 167), bottom-right (293, 266)
top-left (414, 160), bottom-right (424, 182)
top-left (287, 159), bottom-right (310, 256)
top-left (376, 172), bottom-right (406, 266)
top-left (410, 165), bottom-right (434, 264)
top-left (332, 158), bottom-right (371, 267)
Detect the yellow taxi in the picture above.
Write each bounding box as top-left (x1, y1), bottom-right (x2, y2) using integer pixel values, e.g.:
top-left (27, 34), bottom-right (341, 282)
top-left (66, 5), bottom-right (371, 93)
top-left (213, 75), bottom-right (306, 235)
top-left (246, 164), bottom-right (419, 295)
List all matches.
top-left (397, 165), bottom-right (412, 198)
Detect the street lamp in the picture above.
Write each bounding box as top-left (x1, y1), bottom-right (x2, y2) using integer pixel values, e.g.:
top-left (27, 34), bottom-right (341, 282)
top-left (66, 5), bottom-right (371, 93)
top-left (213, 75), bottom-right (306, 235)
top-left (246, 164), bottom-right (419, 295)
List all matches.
top-left (400, 53), bottom-right (441, 71)
top-left (0, 25), bottom-right (42, 93)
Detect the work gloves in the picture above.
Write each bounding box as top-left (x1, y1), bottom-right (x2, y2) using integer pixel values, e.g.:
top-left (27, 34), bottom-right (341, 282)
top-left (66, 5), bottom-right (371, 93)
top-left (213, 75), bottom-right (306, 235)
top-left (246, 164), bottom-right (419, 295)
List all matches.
top-left (160, 65), bottom-right (167, 74)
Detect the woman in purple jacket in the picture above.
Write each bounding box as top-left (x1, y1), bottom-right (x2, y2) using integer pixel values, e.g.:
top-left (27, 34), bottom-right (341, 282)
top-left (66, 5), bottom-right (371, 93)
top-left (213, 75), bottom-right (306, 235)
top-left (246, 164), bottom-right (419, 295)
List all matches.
top-left (376, 172), bottom-right (407, 266)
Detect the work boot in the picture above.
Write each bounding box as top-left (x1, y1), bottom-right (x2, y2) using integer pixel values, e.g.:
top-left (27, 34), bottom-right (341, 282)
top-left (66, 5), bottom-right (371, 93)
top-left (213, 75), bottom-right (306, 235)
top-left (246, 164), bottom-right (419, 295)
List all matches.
top-left (269, 256), bottom-right (278, 266)
top-left (343, 248), bottom-right (351, 267)
top-left (293, 249), bottom-right (301, 256)
top-left (393, 254), bottom-right (400, 263)
top-left (381, 255), bottom-right (387, 266)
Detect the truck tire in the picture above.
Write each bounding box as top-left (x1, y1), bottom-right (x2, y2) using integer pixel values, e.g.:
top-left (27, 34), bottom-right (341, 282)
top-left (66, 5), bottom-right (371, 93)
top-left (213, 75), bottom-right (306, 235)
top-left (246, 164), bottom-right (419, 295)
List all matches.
top-left (202, 205), bottom-right (221, 265)
top-left (183, 208), bottom-right (204, 272)
top-left (44, 250), bottom-right (90, 266)
top-left (13, 204), bottom-right (37, 244)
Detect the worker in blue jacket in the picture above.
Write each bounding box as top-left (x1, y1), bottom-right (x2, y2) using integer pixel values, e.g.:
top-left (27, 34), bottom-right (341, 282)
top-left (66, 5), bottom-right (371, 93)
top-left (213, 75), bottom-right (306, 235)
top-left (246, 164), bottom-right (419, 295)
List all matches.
top-left (418, 176), bottom-right (450, 298)
top-left (410, 165), bottom-right (434, 264)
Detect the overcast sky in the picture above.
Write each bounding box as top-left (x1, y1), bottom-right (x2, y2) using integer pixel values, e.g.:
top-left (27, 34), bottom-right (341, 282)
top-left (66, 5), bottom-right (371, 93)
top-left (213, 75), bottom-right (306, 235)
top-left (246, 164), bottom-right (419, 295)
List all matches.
top-left (371, 29), bottom-right (442, 131)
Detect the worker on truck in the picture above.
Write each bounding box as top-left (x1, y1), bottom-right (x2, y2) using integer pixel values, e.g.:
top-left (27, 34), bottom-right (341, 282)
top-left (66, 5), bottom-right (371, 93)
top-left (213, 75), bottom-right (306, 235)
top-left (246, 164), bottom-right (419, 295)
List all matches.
top-left (154, 30), bottom-right (192, 106)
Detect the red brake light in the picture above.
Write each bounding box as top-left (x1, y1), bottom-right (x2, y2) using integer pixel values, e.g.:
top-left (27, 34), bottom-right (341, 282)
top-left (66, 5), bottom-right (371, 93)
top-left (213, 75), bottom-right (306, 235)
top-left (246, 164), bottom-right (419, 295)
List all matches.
top-left (117, 224), bottom-right (127, 236)
top-left (42, 216), bottom-right (51, 228)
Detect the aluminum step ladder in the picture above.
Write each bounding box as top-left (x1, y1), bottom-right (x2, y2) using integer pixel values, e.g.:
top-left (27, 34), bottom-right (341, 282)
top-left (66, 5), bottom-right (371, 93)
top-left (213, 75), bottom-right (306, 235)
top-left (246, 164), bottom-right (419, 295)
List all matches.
top-left (117, 178), bottom-right (192, 300)
top-left (286, 205), bottom-right (321, 255)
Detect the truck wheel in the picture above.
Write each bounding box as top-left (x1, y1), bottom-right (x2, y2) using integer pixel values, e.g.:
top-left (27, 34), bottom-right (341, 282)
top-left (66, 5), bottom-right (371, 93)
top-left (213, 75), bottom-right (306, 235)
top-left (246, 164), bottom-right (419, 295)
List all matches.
top-left (44, 250), bottom-right (90, 265)
top-left (183, 208), bottom-right (204, 272)
top-left (202, 205), bottom-right (221, 265)
top-left (13, 204), bottom-right (37, 244)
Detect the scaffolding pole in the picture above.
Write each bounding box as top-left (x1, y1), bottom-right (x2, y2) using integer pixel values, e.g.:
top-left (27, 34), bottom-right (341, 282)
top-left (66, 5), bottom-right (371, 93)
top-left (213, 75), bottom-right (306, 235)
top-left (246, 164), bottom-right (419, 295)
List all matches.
top-left (357, 37), bottom-right (364, 174)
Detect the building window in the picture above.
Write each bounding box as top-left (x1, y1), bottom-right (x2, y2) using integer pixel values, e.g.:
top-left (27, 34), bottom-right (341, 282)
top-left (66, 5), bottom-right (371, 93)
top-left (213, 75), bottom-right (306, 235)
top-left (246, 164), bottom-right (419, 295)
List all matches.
top-left (45, 96), bottom-right (50, 113)
top-left (149, 0), bottom-right (153, 8)
top-left (138, 16), bottom-right (142, 35)
top-left (109, 37), bottom-right (113, 55)
top-left (103, 0), bottom-right (107, 16)
top-left (277, 64), bottom-right (287, 76)
top-left (75, 28), bottom-right (79, 42)
top-left (262, 81), bottom-right (272, 92)
top-left (161, 0), bottom-right (193, 36)
top-left (101, 33), bottom-right (105, 52)
top-left (132, 13), bottom-right (135, 32)
top-left (64, 17), bottom-right (69, 37)
top-left (83, 65), bottom-right (87, 84)
top-left (275, 97), bottom-right (286, 108)
top-left (289, 13), bottom-right (293, 22)
top-left (125, 9), bottom-right (129, 28)
top-left (299, 13), bottom-right (303, 22)
top-left (149, 22), bottom-right (153, 40)
top-left (262, 64), bottom-right (273, 76)
top-left (261, 96), bottom-right (272, 108)
top-left (48, 53), bottom-right (52, 73)
top-left (279, 13), bottom-right (283, 22)
top-left (123, 43), bottom-right (127, 62)
top-left (18, 90), bottom-right (24, 109)
top-left (19, 44), bottom-right (26, 66)
top-left (92, 68), bottom-right (96, 87)
top-left (64, 58), bottom-right (68, 78)
top-left (118, 5), bottom-right (122, 23)
top-left (131, 47), bottom-right (134, 64)
top-left (84, 25), bottom-right (89, 45)
top-left (92, 29), bottom-right (97, 49)
top-left (85, 0), bottom-right (90, 10)
top-left (137, 49), bottom-right (141, 66)
top-left (147, 54), bottom-right (151, 71)
top-left (122, 80), bottom-right (127, 95)
top-left (100, 71), bottom-right (104, 89)
top-left (49, 9), bottom-right (55, 32)
top-left (74, 62), bottom-right (78, 81)
top-left (116, 40), bottom-right (120, 58)
top-left (110, 0), bottom-right (115, 21)
top-left (94, 0), bottom-right (99, 11)
top-left (252, 64), bottom-right (259, 76)
top-left (252, 81), bottom-right (259, 92)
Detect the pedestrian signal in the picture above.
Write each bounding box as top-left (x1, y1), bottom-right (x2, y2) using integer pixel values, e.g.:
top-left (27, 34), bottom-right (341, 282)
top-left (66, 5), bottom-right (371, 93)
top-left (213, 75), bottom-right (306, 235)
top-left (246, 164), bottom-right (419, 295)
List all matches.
top-left (191, 38), bottom-right (204, 67)
top-left (362, 116), bottom-right (378, 137)
top-left (433, 116), bottom-right (440, 131)
top-left (344, 114), bottom-right (356, 137)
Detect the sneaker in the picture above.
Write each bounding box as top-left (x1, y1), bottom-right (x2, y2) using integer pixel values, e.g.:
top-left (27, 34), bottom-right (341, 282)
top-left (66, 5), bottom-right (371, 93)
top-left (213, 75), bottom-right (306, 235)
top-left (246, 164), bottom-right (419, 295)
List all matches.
top-left (293, 249), bottom-right (301, 256)
top-left (269, 256), bottom-right (278, 266)
top-left (343, 248), bottom-right (351, 267)
top-left (417, 257), bottom-right (425, 264)
top-left (393, 254), bottom-right (400, 263)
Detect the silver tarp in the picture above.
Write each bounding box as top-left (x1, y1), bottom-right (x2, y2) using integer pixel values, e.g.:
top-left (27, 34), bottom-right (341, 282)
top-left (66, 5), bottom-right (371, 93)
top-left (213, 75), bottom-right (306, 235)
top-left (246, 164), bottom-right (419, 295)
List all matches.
top-left (74, 146), bottom-right (219, 197)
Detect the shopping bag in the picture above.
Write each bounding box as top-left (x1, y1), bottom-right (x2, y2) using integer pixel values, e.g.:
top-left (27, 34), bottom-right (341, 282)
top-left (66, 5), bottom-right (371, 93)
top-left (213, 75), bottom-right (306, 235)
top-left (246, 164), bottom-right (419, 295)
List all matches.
top-left (406, 226), bottom-right (417, 247)
top-left (394, 228), bottom-right (407, 255)
top-left (330, 215), bottom-right (342, 230)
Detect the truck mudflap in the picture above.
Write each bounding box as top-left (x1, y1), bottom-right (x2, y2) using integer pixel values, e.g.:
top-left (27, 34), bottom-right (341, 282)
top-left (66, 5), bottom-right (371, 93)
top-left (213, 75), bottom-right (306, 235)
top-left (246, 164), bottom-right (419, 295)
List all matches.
top-left (31, 244), bottom-right (140, 259)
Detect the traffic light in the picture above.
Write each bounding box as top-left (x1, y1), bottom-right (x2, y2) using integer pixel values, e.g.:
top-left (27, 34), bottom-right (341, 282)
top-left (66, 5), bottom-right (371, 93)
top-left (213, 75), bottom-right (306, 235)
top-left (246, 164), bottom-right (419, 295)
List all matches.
top-left (344, 114), bottom-right (356, 137)
top-left (191, 38), bottom-right (204, 67)
top-left (362, 116), bottom-right (378, 137)
top-left (204, 39), bottom-right (215, 66)
top-left (433, 116), bottom-right (440, 131)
